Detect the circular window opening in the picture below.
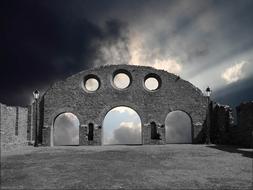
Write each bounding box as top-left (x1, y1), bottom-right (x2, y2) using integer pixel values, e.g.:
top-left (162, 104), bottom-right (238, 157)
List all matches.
top-left (145, 77), bottom-right (160, 91)
top-left (113, 73), bottom-right (131, 89)
top-left (84, 77), bottom-right (99, 92)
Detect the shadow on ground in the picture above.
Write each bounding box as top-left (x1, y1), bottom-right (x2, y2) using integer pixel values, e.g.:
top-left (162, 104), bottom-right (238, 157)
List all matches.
top-left (207, 145), bottom-right (253, 158)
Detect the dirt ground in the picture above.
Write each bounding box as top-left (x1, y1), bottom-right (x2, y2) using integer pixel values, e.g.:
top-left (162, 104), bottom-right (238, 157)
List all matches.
top-left (1, 144), bottom-right (252, 189)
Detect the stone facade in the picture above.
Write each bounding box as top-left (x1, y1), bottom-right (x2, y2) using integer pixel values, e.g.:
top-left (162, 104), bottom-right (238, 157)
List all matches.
top-left (1, 65), bottom-right (252, 148)
top-left (40, 65), bottom-right (208, 146)
top-left (0, 103), bottom-right (30, 150)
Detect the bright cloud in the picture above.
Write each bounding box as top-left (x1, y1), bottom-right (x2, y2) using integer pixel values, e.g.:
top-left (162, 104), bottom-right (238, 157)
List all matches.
top-left (128, 31), bottom-right (182, 75)
top-left (110, 121), bottom-right (141, 144)
top-left (119, 121), bottom-right (141, 130)
top-left (103, 106), bottom-right (142, 144)
top-left (221, 61), bottom-right (246, 84)
top-left (113, 106), bottom-right (138, 116)
top-left (153, 58), bottom-right (182, 74)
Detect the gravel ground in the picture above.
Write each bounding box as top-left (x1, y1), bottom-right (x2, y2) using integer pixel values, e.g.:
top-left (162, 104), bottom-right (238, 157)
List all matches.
top-left (1, 144), bottom-right (252, 189)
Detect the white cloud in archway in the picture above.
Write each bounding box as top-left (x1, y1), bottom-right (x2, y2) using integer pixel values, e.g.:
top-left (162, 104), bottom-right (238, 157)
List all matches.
top-left (54, 113), bottom-right (79, 145)
top-left (113, 106), bottom-right (138, 116)
top-left (108, 122), bottom-right (141, 144)
top-left (165, 111), bottom-right (192, 143)
top-left (103, 106), bottom-right (142, 145)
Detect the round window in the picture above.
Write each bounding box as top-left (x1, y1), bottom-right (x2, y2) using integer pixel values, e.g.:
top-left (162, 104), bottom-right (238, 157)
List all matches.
top-left (113, 73), bottom-right (130, 89)
top-left (144, 74), bottom-right (161, 91)
top-left (84, 77), bottom-right (99, 92)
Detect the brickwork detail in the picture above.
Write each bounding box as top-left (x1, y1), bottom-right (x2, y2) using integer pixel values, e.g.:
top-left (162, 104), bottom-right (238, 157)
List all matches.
top-left (40, 65), bottom-right (208, 146)
top-left (1, 66), bottom-right (252, 148)
top-left (0, 103), bottom-right (29, 150)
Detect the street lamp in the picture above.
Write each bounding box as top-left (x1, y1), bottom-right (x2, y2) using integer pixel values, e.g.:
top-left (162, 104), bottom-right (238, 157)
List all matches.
top-left (205, 86), bottom-right (211, 144)
top-left (33, 90), bottom-right (40, 147)
top-left (206, 86), bottom-right (211, 97)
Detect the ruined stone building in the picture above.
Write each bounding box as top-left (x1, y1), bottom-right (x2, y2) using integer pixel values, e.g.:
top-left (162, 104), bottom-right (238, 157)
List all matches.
top-left (0, 65), bottom-right (252, 148)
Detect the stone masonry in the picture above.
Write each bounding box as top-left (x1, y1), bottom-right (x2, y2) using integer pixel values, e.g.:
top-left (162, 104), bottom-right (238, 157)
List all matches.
top-left (1, 65), bottom-right (252, 148)
top-left (230, 102), bottom-right (253, 148)
top-left (40, 65), bottom-right (208, 146)
top-left (0, 103), bottom-right (30, 150)
top-left (211, 104), bottom-right (233, 144)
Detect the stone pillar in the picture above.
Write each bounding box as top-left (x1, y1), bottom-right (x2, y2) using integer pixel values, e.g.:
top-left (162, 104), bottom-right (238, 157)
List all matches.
top-left (42, 127), bottom-right (50, 146)
top-left (143, 123), bottom-right (150, 144)
top-left (79, 124), bottom-right (88, 145)
top-left (27, 105), bottom-right (33, 143)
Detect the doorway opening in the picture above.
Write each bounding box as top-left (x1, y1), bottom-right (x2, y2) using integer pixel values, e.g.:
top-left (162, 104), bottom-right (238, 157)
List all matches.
top-left (165, 111), bottom-right (192, 143)
top-left (53, 112), bottom-right (79, 146)
top-left (102, 106), bottom-right (142, 145)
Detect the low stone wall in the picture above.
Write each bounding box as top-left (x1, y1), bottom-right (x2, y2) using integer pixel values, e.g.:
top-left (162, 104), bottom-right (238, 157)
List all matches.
top-left (0, 103), bottom-right (30, 150)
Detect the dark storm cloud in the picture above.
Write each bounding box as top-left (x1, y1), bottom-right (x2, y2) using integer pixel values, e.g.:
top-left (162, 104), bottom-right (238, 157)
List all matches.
top-left (1, 0), bottom-right (253, 107)
top-left (1, 0), bottom-right (129, 105)
top-left (212, 76), bottom-right (253, 108)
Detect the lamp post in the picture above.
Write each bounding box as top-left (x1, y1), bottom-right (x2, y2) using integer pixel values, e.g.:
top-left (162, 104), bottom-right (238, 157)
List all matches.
top-left (33, 90), bottom-right (40, 147)
top-left (205, 86), bottom-right (211, 144)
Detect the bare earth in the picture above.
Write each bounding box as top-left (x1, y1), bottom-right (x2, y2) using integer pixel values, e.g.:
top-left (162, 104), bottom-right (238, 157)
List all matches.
top-left (1, 145), bottom-right (252, 189)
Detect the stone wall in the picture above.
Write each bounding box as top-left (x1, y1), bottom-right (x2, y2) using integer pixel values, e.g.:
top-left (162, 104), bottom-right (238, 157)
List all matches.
top-left (0, 103), bottom-right (30, 150)
top-left (27, 104), bottom-right (34, 142)
top-left (40, 65), bottom-right (208, 146)
top-left (211, 103), bottom-right (233, 144)
top-left (230, 102), bottom-right (253, 148)
top-left (211, 102), bottom-right (253, 148)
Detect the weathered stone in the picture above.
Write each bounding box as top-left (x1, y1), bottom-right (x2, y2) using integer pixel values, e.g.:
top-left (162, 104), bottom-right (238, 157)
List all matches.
top-left (0, 103), bottom-right (28, 150)
top-left (230, 102), bottom-right (253, 148)
top-left (40, 65), bottom-right (208, 146)
top-left (1, 65), bottom-right (252, 148)
top-left (211, 103), bottom-right (233, 144)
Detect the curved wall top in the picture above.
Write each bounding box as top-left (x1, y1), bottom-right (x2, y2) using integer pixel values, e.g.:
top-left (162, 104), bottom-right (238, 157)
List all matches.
top-left (41, 64), bottom-right (208, 145)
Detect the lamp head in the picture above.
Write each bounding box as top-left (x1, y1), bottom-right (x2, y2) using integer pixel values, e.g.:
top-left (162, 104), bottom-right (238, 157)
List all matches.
top-left (205, 86), bottom-right (211, 97)
top-left (33, 90), bottom-right (40, 100)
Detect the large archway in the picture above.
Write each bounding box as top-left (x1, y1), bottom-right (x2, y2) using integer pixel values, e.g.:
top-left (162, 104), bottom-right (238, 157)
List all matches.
top-left (53, 112), bottom-right (80, 146)
top-left (165, 111), bottom-right (192, 143)
top-left (102, 106), bottom-right (142, 145)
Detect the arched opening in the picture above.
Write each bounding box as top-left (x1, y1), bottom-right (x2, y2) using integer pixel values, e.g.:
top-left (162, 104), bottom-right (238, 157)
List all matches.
top-left (88, 123), bottom-right (94, 141)
top-left (102, 106), bottom-right (142, 145)
top-left (165, 111), bottom-right (192, 143)
top-left (53, 112), bottom-right (80, 146)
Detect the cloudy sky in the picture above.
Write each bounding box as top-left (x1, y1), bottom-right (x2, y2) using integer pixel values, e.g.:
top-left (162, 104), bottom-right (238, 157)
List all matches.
top-left (1, 0), bottom-right (253, 108)
top-left (54, 112), bottom-right (79, 145)
top-left (103, 106), bottom-right (142, 145)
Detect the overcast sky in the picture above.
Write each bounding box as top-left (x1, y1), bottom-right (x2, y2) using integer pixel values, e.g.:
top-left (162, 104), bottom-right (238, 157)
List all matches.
top-left (1, 0), bottom-right (253, 108)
